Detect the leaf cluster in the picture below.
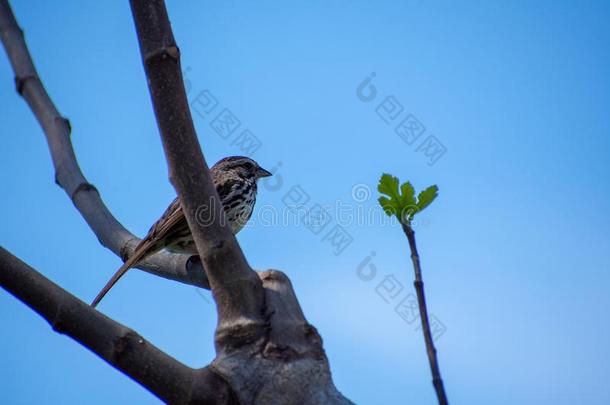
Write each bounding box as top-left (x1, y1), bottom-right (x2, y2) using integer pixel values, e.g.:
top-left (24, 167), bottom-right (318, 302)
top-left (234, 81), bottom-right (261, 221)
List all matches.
top-left (377, 173), bottom-right (438, 223)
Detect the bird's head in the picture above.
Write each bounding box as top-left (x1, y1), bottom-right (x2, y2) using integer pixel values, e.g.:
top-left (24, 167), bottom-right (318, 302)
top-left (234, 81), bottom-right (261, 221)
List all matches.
top-left (211, 156), bottom-right (272, 181)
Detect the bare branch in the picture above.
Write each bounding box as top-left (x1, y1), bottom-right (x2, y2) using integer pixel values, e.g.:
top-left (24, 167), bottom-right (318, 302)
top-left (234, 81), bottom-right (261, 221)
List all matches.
top-left (128, 0), bottom-right (265, 339)
top-left (0, 0), bottom-right (209, 291)
top-left (0, 247), bottom-right (237, 404)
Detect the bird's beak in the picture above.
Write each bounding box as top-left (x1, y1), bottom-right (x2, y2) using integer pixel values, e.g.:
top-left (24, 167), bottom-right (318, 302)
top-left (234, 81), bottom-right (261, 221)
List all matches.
top-left (257, 167), bottom-right (273, 178)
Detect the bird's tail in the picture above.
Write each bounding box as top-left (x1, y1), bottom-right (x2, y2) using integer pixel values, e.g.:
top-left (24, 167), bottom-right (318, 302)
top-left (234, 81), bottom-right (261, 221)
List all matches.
top-left (90, 243), bottom-right (154, 308)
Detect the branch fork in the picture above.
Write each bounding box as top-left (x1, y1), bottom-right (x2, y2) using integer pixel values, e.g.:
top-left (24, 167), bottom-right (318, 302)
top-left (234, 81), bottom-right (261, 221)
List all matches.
top-left (0, 0), bottom-right (352, 402)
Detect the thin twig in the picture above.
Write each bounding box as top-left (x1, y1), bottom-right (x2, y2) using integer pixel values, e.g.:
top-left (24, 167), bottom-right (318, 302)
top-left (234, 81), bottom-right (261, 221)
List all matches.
top-left (0, 0), bottom-right (209, 291)
top-left (402, 222), bottom-right (449, 405)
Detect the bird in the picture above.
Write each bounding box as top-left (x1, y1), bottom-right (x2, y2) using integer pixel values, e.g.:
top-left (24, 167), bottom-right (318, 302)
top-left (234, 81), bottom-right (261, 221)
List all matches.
top-left (90, 156), bottom-right (272, 308)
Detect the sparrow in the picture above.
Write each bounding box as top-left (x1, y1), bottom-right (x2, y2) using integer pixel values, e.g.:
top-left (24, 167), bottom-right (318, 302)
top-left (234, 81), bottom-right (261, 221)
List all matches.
top-left (91, 156), bottom-right (272, 307)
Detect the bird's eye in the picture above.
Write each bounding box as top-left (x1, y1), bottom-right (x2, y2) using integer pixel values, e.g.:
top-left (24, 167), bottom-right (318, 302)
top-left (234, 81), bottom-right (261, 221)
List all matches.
top-left (244, 162), bottom-right (254, 170)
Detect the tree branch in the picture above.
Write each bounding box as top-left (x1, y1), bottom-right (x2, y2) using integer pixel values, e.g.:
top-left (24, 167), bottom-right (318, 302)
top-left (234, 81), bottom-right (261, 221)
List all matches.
top-left (402, 223), bottom-right (448, 405)
top-left (129, 0), bottom-right (265, 340)
top-left (0, 246), bottom-right (237, 404)
top-left (0, 0), bottom-right (209, 292)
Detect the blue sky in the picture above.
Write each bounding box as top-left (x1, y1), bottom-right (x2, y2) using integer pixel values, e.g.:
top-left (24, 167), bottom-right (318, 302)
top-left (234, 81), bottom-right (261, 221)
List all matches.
top-left (1, 1), bottom-right (609, 404)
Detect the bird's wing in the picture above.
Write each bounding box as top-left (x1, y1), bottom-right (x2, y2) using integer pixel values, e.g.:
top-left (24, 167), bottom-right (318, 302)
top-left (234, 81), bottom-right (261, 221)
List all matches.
top-left (136, 197), bottom-right (187, 251)
top-left (91, 197), bottom-right (187, 307)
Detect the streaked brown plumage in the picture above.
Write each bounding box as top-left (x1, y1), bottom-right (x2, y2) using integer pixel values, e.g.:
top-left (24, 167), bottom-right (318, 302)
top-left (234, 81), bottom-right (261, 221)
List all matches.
top-left (91, 156), bottom-right (271, 307)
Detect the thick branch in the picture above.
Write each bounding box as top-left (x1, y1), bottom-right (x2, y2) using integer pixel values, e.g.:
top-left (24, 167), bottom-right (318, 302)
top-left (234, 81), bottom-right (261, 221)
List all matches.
top-left (129, 0), bottom-right (265, 338)
top-left (0, 0), bottom-right (209, 291)
top-left (402, 223), bottom-right (448, 405)
top-left (0, 247), bottom-right (236, 404)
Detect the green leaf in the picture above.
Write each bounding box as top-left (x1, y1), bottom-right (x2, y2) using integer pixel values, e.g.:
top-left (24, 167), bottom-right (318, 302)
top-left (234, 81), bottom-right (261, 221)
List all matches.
top-left (378, 196), bottom-right (395, 216)
top-left (378, 173), bottom-right (400, 200)
top-left (416, 185), bottom-right (439, 212)
top-left (399, 181), bottom-right (416, 207)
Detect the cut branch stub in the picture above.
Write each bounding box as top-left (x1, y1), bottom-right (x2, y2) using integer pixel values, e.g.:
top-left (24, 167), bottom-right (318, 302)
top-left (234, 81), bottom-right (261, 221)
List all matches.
top-left (211, 270), bottom-right (353, 405)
